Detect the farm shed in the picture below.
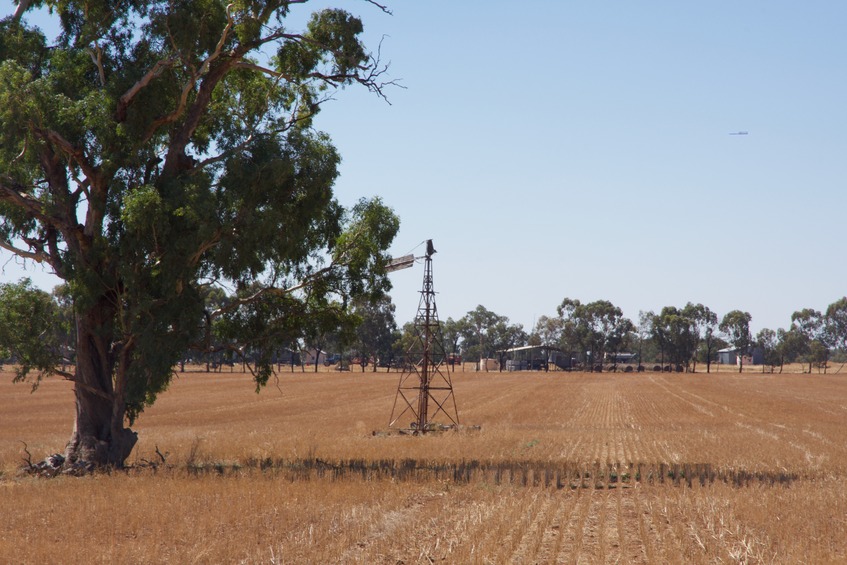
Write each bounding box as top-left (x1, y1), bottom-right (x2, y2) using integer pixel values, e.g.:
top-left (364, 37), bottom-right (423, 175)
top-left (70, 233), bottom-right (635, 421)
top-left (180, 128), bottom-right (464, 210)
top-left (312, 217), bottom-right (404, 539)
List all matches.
top-left (499, 345), bottom-right (576, 371)
top-left (717, 347), bottom-right (764, 366)
top-left (302, 348), bottom-right (328, 365)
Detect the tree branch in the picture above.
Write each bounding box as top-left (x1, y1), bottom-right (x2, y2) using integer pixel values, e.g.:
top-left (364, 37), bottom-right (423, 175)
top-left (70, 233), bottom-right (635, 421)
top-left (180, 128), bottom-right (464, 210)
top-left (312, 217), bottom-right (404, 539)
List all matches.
top-left (145, 4), bottom-right (236, 147)
top-left (13, 0), bottom-right (30, 22)
top-left (233, 61), bottom-right (292, 80)
top-left (61, 372), bottom-right (115, 401)
top-left (0, 237), bottom-right (50, 264)
top-left (11, 137), bottom-right (28, 165)
top-left (33, 130), bottom-right (104, 243)
top-left (186, 230), bottom-right (223, 267)
top-left (219, 221), bottom-right (376, 315)
top-left (115, 57), bottom-right (178, 122)
top-left (199, 4), bottom-right (235, 77)
top-left (36, 128), bottom-right (101, 188)
top-left (88, 43), bottom-right (107, 87)
top-left (208, 263), bottom-right (340, 321)
top-left (192, 91), bottom-right (322, 173)
top-left (364, 0), bottom-right (392, 15)
top-left (0, 178), bottom-right (50, 223)
top-left (0, 175), bottom-right (73, 275)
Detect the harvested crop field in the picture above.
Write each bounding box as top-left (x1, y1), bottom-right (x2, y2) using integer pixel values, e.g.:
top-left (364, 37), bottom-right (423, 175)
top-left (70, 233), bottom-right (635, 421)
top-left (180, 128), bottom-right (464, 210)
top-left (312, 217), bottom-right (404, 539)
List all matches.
top-left (2, 368), bottom-right (846, 563)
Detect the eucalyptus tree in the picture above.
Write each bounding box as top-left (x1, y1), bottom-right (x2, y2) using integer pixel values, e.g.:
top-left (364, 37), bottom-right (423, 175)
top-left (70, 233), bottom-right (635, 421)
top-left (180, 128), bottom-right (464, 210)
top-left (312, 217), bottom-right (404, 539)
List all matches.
top-left (441, 317), bottom-right (465, 359)
top-left (652, 306), bottom-right (698, 371)
top-left (350, 294), bottom-right (397, 372)
top-left (0, 1), bottom-right (399, 468)
top-left (457, 305), bottom-right (507, 365)
top-left (791, 308), bottom-right (830, 373)
top-left (689, 303), bottom-right (720, 373)
top-left (825, 297), bottom-right (847, 369)
top-left (0, 279), bottom-right (59, 371)
top-left (490, 319), bottom-right (527, 371)
top-left (647, 310), bottom-right (668, 367)
top-left (557, 298), bottom-right (591, 364)
top-left (605, 315), bottom-right (634, 365)
top-left (648, 304), bottom-right (718, 371)
top-left (776, 327), bottom-right (805, 373)
top-left (558, 298), bottom-right (631, 369)
top-left (756, 328), bottom-right (779, 373)
top-left (530, 314), bottom-right (564, 348)
top-left (719, 310), bottom-right (752, 373)
top-left (301, 299), bottom-right (354, 372)
top-left (397, 320), bottom-right (421, 366)
top-left (636, 310), bottom-right (655, 366)
top-left (679, 302), bottom-right (717, 372)
top-left (652, 302), bottom-right (718, 372)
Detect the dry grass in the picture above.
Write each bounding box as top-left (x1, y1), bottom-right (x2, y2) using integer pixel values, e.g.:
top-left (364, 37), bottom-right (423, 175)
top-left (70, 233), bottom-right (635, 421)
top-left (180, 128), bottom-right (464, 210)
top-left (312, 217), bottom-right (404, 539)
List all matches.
top-left (2, 367), bottom-right (847, 563)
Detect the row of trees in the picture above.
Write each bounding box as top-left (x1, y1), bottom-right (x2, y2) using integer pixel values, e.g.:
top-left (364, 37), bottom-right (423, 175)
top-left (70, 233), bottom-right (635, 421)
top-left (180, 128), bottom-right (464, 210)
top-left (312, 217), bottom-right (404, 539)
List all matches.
top-left (5, 279), bottom-right (847, 379)
top-left (335, 296), bottom-right (847, 375)
top-left (526, 298), bottom-right (847, 374)
top-left (172, 294), bottom-right (847, 375)
top-left (341, 297), bottom-right (847, 375)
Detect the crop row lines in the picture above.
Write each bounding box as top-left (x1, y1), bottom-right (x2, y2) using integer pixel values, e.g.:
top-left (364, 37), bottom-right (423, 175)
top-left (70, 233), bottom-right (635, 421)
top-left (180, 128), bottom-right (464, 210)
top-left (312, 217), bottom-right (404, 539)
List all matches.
top-left (166, 457), bottom-right (805, 489)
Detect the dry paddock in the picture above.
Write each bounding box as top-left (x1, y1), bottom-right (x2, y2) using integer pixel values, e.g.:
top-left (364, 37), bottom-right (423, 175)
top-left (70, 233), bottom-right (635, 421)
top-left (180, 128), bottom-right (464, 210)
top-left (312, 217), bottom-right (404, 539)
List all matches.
top-left (1, 367), bottom-right (846, 563)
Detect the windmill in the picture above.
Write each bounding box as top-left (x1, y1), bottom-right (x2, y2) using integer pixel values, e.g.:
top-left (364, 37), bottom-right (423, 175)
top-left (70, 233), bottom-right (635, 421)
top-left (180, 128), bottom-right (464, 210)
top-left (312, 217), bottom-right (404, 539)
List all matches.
top-left (386, 240), bottom-right (459, 433)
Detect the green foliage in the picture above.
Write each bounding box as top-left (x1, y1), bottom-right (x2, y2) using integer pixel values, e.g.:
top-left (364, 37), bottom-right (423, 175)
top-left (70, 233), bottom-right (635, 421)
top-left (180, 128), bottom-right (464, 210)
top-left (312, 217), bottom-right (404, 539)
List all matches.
top-left (335, 197), bottom-right (400, 300)
top-left (277, 9), bottom-right (367, 83)
top-left (719, 310), bottom-right (752, 371)
top-left (350, 294), bottom-right (397, 371)
top-left (557, 298), bottom-right (632, 365)
top-left (213, 285), bottom-right (306, 389)
top-left (455, 305), bottom-right (526, 362)
top-left (648, 303), bottom-right (714, 369)
top-left (0, 279), bottom-right (61, 385)
top-left (0, 19), bottom-right (48, 77)
top-left (776, 327), bottom-right (805, 365)
top-left (0, 0), bottom-right (397, 458)
top-left (826, 297), bottom-right (847, 351)
top-left (790, 308), bottom-right (830, 373)
top-left (719, 310), bottom-right (752, 346)
top-left (441, 317), bottom-right (466, 356)
top-left (756, 328), bottom-right (780, 371)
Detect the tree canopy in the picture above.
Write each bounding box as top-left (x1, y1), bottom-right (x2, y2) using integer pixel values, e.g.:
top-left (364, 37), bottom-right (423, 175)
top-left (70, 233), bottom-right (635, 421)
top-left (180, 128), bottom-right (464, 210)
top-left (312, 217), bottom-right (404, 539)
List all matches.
top-left (0, 0), bottom-right (399, 468)
top-left (719, 310), bottom-right (752, 372)
top-left (557, 298), bottom-right (632, 368)
top-left (453, 305), bottom-right (525, 367)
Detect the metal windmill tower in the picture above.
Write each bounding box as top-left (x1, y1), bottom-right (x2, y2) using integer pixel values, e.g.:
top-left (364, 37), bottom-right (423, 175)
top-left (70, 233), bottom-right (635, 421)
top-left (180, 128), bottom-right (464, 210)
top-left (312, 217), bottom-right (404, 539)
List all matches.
top-left (387, 240), bottom-right (459, 433)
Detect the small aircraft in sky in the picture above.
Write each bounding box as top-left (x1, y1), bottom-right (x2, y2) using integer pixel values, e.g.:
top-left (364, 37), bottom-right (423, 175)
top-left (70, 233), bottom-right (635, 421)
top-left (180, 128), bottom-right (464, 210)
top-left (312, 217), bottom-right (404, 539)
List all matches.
top-left (729, 131), bottom-right (749, 135)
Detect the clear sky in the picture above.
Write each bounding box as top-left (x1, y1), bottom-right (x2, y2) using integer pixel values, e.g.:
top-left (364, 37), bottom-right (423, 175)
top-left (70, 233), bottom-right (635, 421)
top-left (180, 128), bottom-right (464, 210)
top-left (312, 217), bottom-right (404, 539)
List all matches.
top-left (6, 1), bottom-right (847, 335)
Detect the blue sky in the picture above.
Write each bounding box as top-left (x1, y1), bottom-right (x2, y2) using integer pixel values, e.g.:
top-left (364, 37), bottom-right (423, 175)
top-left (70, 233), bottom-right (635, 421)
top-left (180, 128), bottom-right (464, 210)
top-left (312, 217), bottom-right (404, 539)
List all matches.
top-left (6, 1), bottom-right (847, 334)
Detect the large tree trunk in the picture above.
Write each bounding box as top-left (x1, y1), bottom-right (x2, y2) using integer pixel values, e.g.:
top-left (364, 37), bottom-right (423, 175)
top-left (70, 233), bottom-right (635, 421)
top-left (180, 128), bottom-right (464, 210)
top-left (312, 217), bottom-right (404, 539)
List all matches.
top-left (64, 304), bottom-right (137, 468)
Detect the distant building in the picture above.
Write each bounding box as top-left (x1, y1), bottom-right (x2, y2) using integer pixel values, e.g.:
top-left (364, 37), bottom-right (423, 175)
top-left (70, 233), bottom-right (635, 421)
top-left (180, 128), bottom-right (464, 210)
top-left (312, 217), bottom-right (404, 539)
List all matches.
top-left (717, 347), bottom-right (763, 366)
top-left (499, 345), bottom-right (576, 371)
top-left (302, 348), bottom-right (328, 365)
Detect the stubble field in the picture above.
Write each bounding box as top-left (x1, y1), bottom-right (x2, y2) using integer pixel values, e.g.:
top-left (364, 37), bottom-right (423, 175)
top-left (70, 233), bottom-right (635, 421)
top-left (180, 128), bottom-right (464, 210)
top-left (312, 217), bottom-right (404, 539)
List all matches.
top-left (1, 367), bottom-right (846, 564)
